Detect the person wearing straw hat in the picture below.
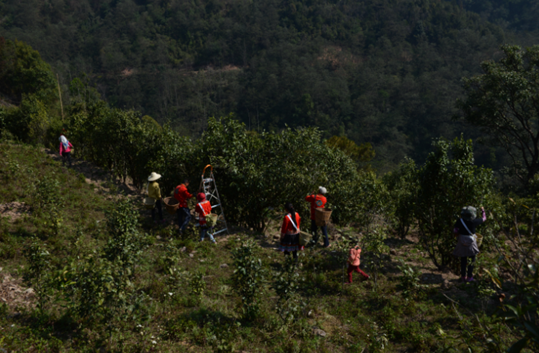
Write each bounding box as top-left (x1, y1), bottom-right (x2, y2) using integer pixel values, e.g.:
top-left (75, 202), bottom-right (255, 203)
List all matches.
top-left (148, 172), bottom-right (164, 224)
top-left (452, 206), bottom-right (486, 282)
top-left (195, 193), bottom-right (216, 243)
top-left (305, 186), bottom-right (329, 247)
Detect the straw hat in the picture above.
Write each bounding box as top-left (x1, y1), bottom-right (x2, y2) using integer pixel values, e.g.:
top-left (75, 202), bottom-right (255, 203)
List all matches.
top-left (148, 172), bottom-right (162, 181)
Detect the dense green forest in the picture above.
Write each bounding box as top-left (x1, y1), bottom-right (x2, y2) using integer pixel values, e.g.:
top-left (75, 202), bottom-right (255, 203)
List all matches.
top-left (1, 0), bottom-right (537, 170)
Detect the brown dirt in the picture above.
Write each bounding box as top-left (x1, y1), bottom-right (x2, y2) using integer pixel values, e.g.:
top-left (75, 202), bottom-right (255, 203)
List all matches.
top-left (0, 272), bottom-right (35, 311)
top-left (0, 201), bottom-right (31, 223)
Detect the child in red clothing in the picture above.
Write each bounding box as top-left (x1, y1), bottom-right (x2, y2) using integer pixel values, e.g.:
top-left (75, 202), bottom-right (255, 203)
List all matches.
top-left (347, 246), bottom-right (369, 283)
top-left (195, 193), bottom-right (215, 243)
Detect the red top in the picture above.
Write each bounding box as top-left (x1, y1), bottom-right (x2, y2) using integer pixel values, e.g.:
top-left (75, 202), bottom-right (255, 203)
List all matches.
top-left (195, 200), bottom-right (212, 226)
top-left (348, 248), bottom-right (362, 266)
top-left (59, 141), bottom-right (73, 155)
top-left (305, 194), bottom-right (327, 220)
top-left (174, 184), bottom-right (193, 208)
top-left (281, 213), bottom-right (301, 234)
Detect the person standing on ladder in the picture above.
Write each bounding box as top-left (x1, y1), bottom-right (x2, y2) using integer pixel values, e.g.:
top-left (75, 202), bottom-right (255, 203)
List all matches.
top-left (305, 186), bottom-right (330, 247)
top-left (174, 179), bottom-right (193, 234)
top-left (195, 193), bottom-right (216, 244)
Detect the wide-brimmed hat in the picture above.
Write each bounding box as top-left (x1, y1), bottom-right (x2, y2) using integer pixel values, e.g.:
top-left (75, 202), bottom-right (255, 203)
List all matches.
top-left (148, 172), bottom-right (162, 181)
top-left (461, 206), bottom-right (476, 221)
top-left (318, 186), bottom-right (327, 194)
top-left (197, 192), bottom-right (206, 202)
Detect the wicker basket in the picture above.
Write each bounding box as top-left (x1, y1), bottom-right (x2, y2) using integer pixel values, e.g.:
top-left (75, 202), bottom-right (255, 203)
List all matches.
top-left (315, 208), bottom-right (332, 227)
top-left (476, 233), bottom-right (483, 247)
top-left (163, 197), bottom-right (179, 215)
top-left (206, 213), bottom-right (219, 227)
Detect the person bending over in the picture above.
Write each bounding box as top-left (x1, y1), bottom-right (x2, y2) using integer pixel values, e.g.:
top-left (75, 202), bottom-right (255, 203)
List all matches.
top-left (279, 203), bottom-right (303, 260)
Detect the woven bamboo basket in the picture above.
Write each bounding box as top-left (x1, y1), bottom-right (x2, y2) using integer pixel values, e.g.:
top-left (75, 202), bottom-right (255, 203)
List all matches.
top-left (315, 208), bottom-right (332, 227)
top-left (163, 197), bottom-right (179, 215)
top-left (476, 233), bottom-right (483, 247)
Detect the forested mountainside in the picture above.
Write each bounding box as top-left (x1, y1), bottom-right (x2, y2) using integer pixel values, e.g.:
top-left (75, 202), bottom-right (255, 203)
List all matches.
top-left (0, 0), bottom-right (536, 170)
top-left (458, 0), bottom-right (539, 33)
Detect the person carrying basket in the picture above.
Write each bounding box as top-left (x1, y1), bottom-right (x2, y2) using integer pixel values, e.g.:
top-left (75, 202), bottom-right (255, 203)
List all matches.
top-left (305, 186), bottom-right (330, 247)
top-left (195, 193), bottom-right (216, 243)
top-left (279, 203), bottom-right (303, 260)
top-left (452, 206), bottom-right (487, 282)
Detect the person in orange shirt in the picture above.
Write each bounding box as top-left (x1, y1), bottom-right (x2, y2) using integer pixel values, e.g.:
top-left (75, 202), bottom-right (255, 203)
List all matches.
top-left (305, 186), bottom-right (329, 247)
top-left (347, 245), bottom-right (369, 283)
top-left (195, 193), bottom-right (216, 243)
top-left (279, 203), bottom-right (303, 260)
top-left (174, 179), bottom-right (193, 233)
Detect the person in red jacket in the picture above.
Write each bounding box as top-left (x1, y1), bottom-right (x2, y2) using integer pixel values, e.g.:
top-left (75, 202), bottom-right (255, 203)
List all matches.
top-left (58, 134), bottom-right (73, 167)
top-left (174, 179), bottom-right (193, 233)
top-left (279, 203), bottom-right (303, 259)
top-left (346, 245), bottom-right (369, 284)
top-left (305, 186), bottom-right (329, 247)
top-left (195, 193), bottom-right (216, 243)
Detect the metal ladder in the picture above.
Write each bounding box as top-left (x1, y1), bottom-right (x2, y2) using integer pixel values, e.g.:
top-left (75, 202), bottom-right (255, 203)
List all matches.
top-left (198, 165), bottom-right (229, 237)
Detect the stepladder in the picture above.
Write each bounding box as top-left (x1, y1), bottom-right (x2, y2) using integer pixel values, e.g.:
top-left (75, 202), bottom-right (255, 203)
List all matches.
top-left (198, 165), bottom-right (229, 237)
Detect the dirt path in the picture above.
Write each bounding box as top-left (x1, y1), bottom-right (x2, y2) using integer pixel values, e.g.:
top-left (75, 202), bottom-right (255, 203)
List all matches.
top-left (44, 148), bottom-right (140, 197)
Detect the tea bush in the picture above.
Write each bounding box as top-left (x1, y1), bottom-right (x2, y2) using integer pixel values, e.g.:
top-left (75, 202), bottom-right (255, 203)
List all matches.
top-left (272, 257), bottom-right (305, 325)
top-left (397, 260), bottom-right (428, 299)
top-left (231, 239), bottom-right (265, 319)
top-left (22, 239), bottom-right (51, 313)
top-left (414, 136), bottom-right (494, 270)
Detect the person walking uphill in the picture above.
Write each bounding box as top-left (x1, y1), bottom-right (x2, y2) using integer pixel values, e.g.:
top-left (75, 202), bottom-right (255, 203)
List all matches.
top-left (347, 245), bottom-right (369, 284)
top-left (147, 172), bottom-right (164, 224)
top-left (195, 193), bottom-right (216, 243)
top-left (58, 134), bottom-right (73, 167)
top-left (279, 203), bottom-right (303, 260)
top-left (174, 179), bottom-right (193, 233)
top-left (305, 186), bottom-right (329, 247)
top-left (453, 206), bottom-right (487, 282)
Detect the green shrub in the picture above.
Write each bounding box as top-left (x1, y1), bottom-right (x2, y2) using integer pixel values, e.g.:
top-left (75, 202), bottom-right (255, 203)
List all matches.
top-left (231, 239), bottom-right (265, 320)
top-left (396, 260), bottom-right (428, 299)
top-left (414, 136), bottom-right (494, 270)
top-left (189, 272), bottom-right (206, 306)
top-left (22, 238), bottom-right (51, 313)
top-left (362, 227), bottom-right (390, 289)
top-left (272, 256), bottom-right (305, 325)
top-left (104, 198), bottom-right (145, 274)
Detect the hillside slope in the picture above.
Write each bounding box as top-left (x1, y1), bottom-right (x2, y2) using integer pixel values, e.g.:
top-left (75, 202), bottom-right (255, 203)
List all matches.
top-left (0, 142), bottom-right (524, 352)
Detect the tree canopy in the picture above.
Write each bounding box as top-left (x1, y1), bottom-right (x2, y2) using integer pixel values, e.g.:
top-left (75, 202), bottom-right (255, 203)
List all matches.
top-left (1, 0), bottom-right (531, 170)
top-left (458, 45), bottom-right (539, 186)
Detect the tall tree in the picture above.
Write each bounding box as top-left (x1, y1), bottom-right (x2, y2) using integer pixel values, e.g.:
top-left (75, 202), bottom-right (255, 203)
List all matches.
top-left (457, 45), bottom-right (539, 186)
